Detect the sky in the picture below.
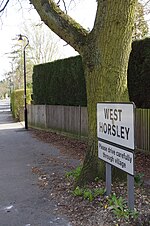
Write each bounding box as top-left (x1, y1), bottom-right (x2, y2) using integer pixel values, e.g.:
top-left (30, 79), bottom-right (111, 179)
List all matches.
top-left (0, 0), bottom-right (150, 81)
top-left (0, 0), bottom-right (97, 81)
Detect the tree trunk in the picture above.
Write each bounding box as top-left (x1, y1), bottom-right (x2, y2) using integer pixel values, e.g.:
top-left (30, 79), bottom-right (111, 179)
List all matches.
top-left (77, 0), bottom-right (137, 185)
top-left (31, 0), bottom-right (137, 186)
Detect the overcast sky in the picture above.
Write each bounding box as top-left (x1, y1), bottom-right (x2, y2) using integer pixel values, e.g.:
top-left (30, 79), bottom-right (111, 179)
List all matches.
top-left (0, 0), bottom-right (97, 81)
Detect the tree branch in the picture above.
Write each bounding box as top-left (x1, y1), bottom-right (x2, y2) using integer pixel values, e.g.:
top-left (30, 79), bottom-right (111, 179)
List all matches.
top-left (58, 0), bottom-right (67, 14)
top-left (30, 0), bottom-right (89, 54)
top-left (0, 0), bottom-right (10, 13)
top-left (143, 0), bottom-right (150, 7)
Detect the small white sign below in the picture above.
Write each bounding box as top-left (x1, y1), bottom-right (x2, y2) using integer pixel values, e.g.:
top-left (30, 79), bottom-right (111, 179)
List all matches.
top-left (98, 141), bottom-right (134, 175)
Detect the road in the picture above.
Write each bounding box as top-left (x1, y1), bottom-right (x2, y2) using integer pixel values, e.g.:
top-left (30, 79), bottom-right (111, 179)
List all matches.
top-left (0, 99), bottom-right (71, 226)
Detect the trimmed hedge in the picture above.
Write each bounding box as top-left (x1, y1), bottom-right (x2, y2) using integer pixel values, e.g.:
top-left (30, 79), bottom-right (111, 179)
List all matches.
top-left (33, 40), bottom-right (150, 109)
top-left (11, 89), bottom-right (32, 121)
top-left (32, 55), bottom-right (87, 106)
top-left (127, 38), bottom-right (150, 108)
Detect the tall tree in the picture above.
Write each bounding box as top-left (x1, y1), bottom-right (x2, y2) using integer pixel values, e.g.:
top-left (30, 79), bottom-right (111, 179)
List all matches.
top-left (0, 78), bottom-right (9, 98)
top-left (0, 0), bottom-right (139, 184)
top-left (6, 21), bottom-right (62, 89)
top-left (133, 2), bottom-right (149, 39)
top-left (23, 22), bottom-right (61, 65)
top-left (6, 46), bottom-right (24, 90)
top-left (29, 0), bottom-right (138, 184)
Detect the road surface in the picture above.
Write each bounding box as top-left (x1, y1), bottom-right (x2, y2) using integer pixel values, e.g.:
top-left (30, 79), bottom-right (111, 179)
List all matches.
top-left (0, 99), bottom-right (71, 226)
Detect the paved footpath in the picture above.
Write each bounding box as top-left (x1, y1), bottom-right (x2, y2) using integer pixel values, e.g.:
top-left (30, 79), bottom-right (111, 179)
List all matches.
top-left (0, 99), bottom-right (72, 226)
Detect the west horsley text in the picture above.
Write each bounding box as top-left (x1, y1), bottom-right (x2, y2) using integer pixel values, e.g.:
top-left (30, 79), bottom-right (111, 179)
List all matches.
top-left (98, 108), bottom-right (130, 140)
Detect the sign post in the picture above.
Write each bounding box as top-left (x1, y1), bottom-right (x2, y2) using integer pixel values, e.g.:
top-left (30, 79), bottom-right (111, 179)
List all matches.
top-left (97, 102), bottom-right (135, 209)
top-left (127, 174), bottom-right (134, 210)
top-left (106, 163), bottom-right (112, 196)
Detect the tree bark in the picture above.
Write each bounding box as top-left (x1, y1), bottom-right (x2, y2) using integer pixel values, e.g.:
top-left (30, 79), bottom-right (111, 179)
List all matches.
top-left (78, 0), bottom-right (137, 185)
top-left (31, 0), bottom-right (137, 185)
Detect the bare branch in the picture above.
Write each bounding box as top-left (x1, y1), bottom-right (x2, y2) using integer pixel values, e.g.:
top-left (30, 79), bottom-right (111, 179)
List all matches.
top-left (30, 0), bottom-right (88, 54)
top-left (61, 0), bottom-right (67, 14)
top-left (0, 0), bottom-right (10, 13)
top-left (68, 0), bottom-right (76, 10)
top-left (56, 0), bottom-right (76, 14)
top-left (143, 0), bottom-right (150, 7)
top-left (0, 0), bottom-right (6, 8)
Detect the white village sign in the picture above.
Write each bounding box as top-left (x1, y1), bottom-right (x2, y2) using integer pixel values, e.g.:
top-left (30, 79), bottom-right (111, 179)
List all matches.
top-left (97, 103), bottom-right (135, 149)
top-left (97, 102), bottom-right (135, 210)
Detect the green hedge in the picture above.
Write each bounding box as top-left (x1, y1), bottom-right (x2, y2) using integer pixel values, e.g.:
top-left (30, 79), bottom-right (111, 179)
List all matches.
top-left (32, 55), bottom-right (87, 106)
top-left (11, 89), bottom-right (32, 121)
top-left (127, 38), bottom-right (150, 108)
top-left (33, 43), bottom-right (150, 109)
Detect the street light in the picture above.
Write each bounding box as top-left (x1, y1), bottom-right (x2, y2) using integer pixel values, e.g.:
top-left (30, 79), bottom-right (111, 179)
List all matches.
top-left (18, 34), bottom-right (29, 129)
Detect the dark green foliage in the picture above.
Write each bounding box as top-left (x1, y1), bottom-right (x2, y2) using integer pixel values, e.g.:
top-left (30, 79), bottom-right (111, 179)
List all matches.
top-left (33, 56), bottom-right (87, 106)
top-left (65, 165), bottom-right (82, 181)
top-left (127, 38), bottom-right (150, 108)
top-left (11, 89), bottom-right (32, 121)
